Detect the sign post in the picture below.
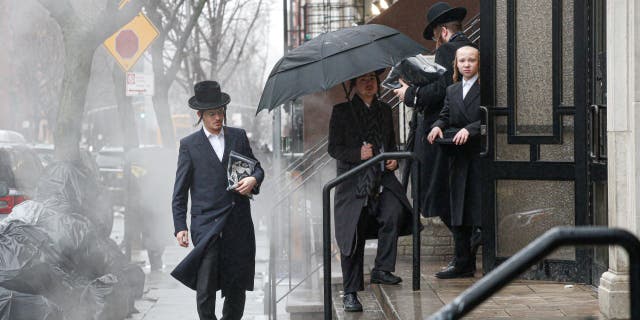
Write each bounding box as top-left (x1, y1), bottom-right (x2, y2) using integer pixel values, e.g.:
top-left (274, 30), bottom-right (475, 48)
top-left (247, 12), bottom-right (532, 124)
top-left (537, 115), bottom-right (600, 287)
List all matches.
top-left (125, 72), bottom-right (154, 96)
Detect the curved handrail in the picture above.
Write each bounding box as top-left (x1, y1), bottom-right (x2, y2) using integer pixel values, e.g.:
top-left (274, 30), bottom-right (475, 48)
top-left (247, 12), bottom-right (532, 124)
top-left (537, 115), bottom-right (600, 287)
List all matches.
top-left (426, 226), bottom-right (640, 320)
top-left (322, 151), bottom-right (416, 320)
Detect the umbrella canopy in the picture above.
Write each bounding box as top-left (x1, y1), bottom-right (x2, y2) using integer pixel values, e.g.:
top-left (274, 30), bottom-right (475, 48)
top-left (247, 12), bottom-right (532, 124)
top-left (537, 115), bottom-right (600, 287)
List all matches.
top-left (257, 24), bottom-right (426, 113)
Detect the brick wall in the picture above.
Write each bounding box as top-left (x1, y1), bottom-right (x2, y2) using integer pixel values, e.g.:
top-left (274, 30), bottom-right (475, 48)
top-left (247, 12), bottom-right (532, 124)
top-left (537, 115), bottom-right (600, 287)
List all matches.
top-left (397, 217), bottom-right (454, 262)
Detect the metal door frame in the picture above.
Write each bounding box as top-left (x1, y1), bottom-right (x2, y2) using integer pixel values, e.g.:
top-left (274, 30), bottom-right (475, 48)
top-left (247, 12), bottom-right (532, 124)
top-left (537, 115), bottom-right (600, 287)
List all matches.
top-left (480, 0), bottom-right (591, 283)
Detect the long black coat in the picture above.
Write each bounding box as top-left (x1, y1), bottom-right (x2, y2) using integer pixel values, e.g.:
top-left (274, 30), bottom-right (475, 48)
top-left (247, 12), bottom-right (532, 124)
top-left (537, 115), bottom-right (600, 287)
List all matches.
top-left (403, 33), bottom-right (471, 218)
top-left (170, 126), bottom-right (264, 291)
top-left (328, 95), bottom-right (414, 257)
top-left (432, 80), bottom-right (482, 227)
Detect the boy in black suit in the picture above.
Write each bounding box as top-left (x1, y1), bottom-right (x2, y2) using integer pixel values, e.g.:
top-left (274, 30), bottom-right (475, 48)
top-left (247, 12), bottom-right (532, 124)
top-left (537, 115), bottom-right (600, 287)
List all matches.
top-left (427, 45), bottom-right (482, 279)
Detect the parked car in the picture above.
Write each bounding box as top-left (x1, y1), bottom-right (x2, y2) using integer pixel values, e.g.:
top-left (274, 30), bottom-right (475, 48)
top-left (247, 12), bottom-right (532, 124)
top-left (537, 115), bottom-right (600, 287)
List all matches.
top-left (0, 130), bottom-right (26, 144)
top-left (95, 146), bottom-right (126, 211)
top-left (0, 144), bottom-right (44, 217)
top-left (31, 144), bottom-right (99, 172)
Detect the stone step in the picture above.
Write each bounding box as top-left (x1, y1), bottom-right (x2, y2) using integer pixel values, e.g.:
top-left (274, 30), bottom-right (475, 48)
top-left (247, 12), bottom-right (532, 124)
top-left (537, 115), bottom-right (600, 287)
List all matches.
top-left (332, 283), bottom-right (387, 320)
top-left (286, 289), bottom-right (324, 320)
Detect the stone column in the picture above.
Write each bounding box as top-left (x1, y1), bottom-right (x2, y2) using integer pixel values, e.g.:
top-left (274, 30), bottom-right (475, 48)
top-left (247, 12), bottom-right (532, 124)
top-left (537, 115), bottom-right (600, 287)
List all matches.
top-left (598, 1), bottom-right (639, 319)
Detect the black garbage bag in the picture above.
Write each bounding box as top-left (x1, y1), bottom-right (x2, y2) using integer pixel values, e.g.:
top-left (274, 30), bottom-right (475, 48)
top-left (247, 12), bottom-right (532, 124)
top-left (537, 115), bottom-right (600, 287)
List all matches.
top-left (75, 268), bottom-right (143, 320)
top-left (34, 162), bottom-right (112, 236)
top-left (0, 286), bottom-right (64, 320)
top-left (0, 219), bottom-right (71, 296)
top-left (1, 201), bottom-right (144, 319)
top-left (381, 54), bottom-right (446, 89)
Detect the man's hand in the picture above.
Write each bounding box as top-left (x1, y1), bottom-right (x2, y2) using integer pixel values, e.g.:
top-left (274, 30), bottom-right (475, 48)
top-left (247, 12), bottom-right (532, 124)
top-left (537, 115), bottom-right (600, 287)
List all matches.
top-left (392, 79), bottom-right (409, 102)
top-left (235, 176), bottom-right (257, 195)
top-left (176, 230), bottom-right (189, 247)
top-left (361, 143), bottom-right (373, 160)
top-left (452, 128), bottom-right (470, 145)
top-left (427, 127), bottom-right (443, 144)
top-left (385, 159), bottom-right (398, 171)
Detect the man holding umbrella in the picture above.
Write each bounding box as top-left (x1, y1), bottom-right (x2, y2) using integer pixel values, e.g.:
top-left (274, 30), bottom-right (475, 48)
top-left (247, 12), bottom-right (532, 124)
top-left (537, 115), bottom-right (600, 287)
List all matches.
top-left (171, 81), bottom-right (264, 320)
top-left (329, 71), bottom-right (414, 312)
top-left (393, 2), bottom-right (478, 269)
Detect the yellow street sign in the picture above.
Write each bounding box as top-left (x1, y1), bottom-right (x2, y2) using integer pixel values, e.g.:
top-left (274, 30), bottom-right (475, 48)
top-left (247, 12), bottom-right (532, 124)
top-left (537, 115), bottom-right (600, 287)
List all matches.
top-left (103, 12), bottom-right (159, 72)
top-left (118, 0), bottom-right (131, 10)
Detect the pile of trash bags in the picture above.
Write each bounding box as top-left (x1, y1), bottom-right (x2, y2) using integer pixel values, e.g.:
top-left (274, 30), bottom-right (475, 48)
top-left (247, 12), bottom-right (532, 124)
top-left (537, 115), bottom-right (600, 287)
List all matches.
top-left (0, 161), bottom-right (144, 320)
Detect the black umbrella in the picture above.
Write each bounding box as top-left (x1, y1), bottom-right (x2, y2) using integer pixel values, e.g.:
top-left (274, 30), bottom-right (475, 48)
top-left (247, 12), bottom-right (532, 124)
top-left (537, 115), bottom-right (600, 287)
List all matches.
top-left (257, 24), bottom-right (426, 113)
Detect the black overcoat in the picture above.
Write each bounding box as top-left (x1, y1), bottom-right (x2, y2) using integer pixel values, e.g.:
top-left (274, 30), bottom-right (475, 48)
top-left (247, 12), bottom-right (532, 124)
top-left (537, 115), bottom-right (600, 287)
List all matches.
top-left (432, 80), bottom-right (482, 227)
top-left (403, 33), bottom-right (471, 218)
top-left (328, 95), bottom-right (414, 257)
top-left (170, 126), bottom-right (264, 291)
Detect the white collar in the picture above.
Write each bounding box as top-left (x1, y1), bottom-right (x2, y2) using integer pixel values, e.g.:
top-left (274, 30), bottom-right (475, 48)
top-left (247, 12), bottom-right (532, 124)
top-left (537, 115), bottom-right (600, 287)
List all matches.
top-left (203, 126), bottom-right (224, 138)
top-left (462, 74), bottom-right (479, 87)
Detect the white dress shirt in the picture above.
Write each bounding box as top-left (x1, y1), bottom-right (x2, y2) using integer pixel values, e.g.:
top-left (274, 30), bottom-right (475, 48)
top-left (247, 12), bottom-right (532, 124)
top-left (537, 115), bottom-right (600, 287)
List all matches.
top-left (462, 73), bottom-right (479, 99)
top-left (203, 126), bottom-right (225, 161)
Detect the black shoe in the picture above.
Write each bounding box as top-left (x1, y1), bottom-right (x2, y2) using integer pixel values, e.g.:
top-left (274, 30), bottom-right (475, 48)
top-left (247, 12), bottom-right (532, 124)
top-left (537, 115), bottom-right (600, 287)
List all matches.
top-left (434, 266), bottom-right (474, 279)
top-left (442, 259), bottom-right (455, 270)
top-left (343, 292), bottom-right (363, 312)
top-left (370, 270), bottom-right (402, 285)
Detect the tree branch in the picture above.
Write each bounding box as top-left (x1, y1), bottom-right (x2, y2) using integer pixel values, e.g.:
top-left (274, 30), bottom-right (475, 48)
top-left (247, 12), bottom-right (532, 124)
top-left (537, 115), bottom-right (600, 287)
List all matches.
top-left (165, 0), bottom-right (207, 81)
top-left (222, 0), bottom-right (263, 84)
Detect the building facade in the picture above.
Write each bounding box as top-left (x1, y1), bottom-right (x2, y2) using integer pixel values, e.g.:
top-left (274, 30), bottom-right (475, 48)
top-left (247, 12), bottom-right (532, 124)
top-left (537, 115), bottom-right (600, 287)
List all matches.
top-left (279, 0), bottom-right (639, 317)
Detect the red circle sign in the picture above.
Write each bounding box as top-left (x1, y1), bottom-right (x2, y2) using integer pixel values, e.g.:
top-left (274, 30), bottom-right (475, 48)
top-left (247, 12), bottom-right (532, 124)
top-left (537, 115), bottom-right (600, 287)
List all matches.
top-left (115, 29), bottom-right (139, 59)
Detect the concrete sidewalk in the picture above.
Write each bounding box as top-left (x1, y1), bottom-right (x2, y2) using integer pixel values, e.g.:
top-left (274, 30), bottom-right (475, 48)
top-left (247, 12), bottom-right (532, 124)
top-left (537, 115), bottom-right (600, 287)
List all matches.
top-left (123, 232), bottom-right (270, 320)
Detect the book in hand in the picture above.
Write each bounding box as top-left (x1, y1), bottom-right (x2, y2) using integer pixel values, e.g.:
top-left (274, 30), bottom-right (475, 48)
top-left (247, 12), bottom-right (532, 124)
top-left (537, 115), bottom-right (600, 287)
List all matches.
top-left (226, 151), bottom-right (257, 198)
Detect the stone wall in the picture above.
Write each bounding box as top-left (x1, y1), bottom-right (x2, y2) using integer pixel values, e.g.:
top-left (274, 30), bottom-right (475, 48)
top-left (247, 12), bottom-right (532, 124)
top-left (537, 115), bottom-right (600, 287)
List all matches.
top-left (397, 217), bottom-right (454, 262)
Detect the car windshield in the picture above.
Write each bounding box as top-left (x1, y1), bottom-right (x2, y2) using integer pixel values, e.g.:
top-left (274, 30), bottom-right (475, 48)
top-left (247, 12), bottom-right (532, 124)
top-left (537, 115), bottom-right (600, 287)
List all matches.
top-left (0, 131), bottom-right (26, 143)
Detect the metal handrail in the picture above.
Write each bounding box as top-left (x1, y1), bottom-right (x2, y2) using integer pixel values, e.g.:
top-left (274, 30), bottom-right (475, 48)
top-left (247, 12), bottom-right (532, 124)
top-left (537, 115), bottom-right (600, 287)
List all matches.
top-left (323, 151), bottom-right (418, 320)
top-left (272, 154), bottom-right (333, 210)
top-left (427, 227), bottom-right (640, 320)
top-left (463, 14), bottom-right (480, 34)
top-left (276, 249), bottom-right (339, 304)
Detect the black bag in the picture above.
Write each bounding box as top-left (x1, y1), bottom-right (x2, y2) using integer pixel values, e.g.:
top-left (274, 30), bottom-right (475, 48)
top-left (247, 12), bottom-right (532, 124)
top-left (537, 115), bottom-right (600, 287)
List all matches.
top-left (435, 128), bottom-right (463, 156)
top-left (434, 127), bottom-right (460, 145)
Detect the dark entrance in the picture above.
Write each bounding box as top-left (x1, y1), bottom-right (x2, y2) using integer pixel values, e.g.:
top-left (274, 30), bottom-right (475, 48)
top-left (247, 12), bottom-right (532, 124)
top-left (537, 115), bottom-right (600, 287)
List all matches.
top-left (479, 0), bottom-right (607, 284)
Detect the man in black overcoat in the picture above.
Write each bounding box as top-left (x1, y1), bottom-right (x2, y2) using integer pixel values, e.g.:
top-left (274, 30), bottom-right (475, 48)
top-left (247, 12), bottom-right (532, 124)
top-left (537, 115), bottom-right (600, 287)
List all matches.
top-left (329, 72), bottom-right (415, 312)
top-left (393, 2), bottom-right (478, 266)
top-left (171, 81), bottom-right (264, 320)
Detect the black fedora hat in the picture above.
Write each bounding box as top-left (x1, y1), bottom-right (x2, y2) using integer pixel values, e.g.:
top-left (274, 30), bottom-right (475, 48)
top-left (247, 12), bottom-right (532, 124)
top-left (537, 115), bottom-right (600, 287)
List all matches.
top-left (188, 80), bottom-right (231, 110)
top-left (423, 2), bottom-right (467, 41)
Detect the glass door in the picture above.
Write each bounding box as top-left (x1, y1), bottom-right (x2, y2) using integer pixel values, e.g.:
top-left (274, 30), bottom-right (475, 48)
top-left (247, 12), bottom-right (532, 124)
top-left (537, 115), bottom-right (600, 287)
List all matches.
top-left (479, 0), bottom-right (592, 283)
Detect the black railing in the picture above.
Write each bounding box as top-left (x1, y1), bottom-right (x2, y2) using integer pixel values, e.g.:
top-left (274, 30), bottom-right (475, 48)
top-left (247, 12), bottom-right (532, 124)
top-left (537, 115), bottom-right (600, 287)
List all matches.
top-left (427, 227), bottom-right (640, 320)
top-left (322, 151), bottom-right (418, 320)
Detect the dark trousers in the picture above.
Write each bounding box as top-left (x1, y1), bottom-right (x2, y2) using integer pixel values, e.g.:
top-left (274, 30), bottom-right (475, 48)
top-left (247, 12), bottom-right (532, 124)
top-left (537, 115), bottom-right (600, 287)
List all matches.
top-left (196, 238), bottom-right (246, 320)
top-left (452, 226), bottom-right (475, 271)
top-left (341, 189), bottom-right (401, 293)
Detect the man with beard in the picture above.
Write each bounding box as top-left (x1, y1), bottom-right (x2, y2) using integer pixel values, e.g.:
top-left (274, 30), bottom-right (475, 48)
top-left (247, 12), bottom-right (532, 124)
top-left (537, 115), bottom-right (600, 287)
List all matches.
top-left (393, 2), bottom-right (480, 269)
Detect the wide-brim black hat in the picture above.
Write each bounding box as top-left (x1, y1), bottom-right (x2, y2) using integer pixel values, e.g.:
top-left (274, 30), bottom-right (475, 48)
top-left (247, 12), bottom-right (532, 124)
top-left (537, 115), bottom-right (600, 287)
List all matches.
top-left (423, 2), bottom-right (467, 41)
top-left (188, 80), bottom-right (230, 110)
top-left (349, 69), bottom-right (386, 87)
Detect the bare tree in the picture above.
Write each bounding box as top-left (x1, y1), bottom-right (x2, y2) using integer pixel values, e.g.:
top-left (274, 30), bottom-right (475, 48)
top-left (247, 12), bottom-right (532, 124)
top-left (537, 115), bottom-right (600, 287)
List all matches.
top-left (185, 0), bottom-right (265, 83)
top-left (146, 0), bottom-right (207, 148)
top-left (178, 0), bottom-right (267, 142)
top-left (35, 0), bottom-right (144, 161)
